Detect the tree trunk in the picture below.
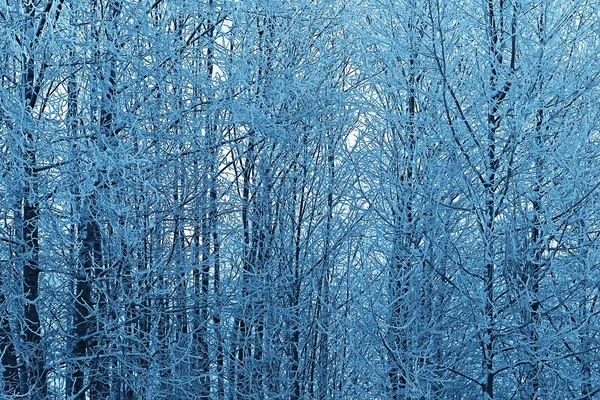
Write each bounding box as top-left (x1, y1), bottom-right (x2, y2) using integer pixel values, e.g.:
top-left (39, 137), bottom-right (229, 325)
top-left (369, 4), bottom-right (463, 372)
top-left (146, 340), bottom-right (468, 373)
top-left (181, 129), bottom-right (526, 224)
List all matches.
top-left (21, 2), bottom-right (46, 397)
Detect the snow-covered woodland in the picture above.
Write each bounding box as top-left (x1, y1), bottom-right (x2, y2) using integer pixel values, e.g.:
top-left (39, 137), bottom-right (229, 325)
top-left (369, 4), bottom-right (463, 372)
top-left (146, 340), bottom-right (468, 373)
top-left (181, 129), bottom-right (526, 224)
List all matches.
top-left (1, 0), bottom-right (600, 398)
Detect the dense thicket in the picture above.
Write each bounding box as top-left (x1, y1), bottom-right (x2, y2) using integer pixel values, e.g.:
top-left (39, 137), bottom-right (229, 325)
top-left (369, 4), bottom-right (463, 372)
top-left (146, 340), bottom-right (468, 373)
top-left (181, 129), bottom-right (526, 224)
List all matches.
top-left (1, 0), bottom-right (599, 399)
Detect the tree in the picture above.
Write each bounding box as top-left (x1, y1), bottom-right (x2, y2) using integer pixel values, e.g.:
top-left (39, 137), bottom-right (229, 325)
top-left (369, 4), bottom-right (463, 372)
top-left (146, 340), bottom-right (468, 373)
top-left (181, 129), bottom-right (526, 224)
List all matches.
top-left (1, 0), bottom-right (600, 399)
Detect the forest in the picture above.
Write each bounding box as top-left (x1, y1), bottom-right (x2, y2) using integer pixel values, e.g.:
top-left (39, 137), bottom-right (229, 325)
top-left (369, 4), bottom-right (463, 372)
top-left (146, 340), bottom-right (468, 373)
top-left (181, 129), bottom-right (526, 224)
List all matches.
top-left (1, 0), bottom-right (600, 398)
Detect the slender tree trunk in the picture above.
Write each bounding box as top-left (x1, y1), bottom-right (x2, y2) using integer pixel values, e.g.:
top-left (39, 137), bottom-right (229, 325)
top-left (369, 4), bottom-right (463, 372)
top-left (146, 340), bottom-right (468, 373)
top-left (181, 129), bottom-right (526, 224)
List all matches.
top-left (72, 204), bottom-right (101, 400)
top-left (386, 6), bottom-right (423, 397)
top-left (21, 2), bottom-right (47, 397)
top-left (209, 145), bottom-right (224, 399)
top-left (526, 7), bottom-right (544, 395)
top-left (317, 131), bottom-right (335, 400)
top-left (200, 189), bottom-right (211, 398)
top-left (289, 184), bottom-right (304, 400)
top-left (236, 134), bottom-right (254, 400)
top-left (22, 107), bottom-right (45, 400)
top-left (481, 0), bottom-right (516, 395)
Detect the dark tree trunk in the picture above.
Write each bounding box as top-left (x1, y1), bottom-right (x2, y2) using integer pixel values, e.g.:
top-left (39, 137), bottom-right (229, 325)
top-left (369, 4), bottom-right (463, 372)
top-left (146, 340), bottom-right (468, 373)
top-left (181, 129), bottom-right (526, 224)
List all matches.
top-left (71, 208), bottom-right (101, 400)
top-left (21, 3), bottom-right (46, 397)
